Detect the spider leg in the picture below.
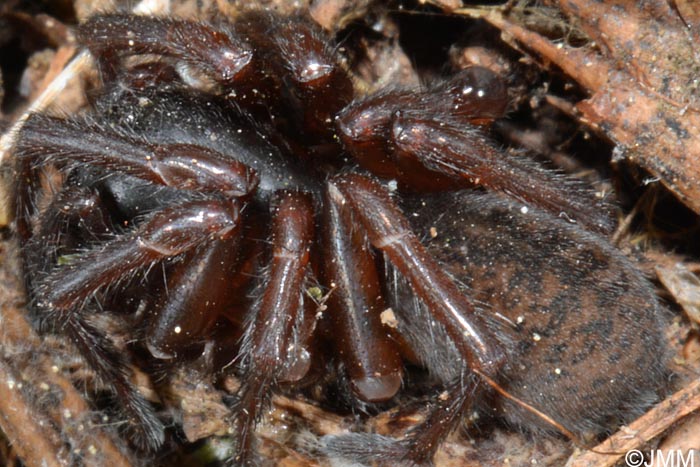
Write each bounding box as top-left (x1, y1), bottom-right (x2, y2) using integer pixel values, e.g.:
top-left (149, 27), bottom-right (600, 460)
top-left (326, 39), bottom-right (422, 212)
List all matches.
top-left (21, 183), bottom-right (163, 449)
top-left (389, 110), bottom-right (615, 234)
top-left (334, 67), bottom-right (508, 188)
top-left (145, 234), bottom-right (242, 360)
top-left (228, 191), bottom-right (314, 466)
top-left (13, 149), bottom-right (44, 244)
top-left (29, 199), bottom-right (240, 448)
top-left (36, 199), bottom-right (241, 311)
top-left (320, 182), bottom-right (403, 402)
top-left (263, 12), bottom-right (353, 142)
top-left (322, 374), bottom-right (480, 467)
top-left (77, 14), bottom-right (253, 86)
top-left (336, 69), bottom-right (614, 234)
top-left (62, 309), bottom-right (166, 450)
top-left (327, 174), bottom-right (504, 463)
top-left (16, 113), bottom-right (259, 198)
top-left (22, 184), bottom-right (112, 308)
top-left (330, 174), bottom-right (504, 372)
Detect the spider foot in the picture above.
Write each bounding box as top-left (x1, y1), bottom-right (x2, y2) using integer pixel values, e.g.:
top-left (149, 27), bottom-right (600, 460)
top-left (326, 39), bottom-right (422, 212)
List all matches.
top-left (64, 315), bottom-right (165, 450)
top-left (320, 433), bottom-right (434, 467)
top-left (222, 379), bottom-right (270, 467)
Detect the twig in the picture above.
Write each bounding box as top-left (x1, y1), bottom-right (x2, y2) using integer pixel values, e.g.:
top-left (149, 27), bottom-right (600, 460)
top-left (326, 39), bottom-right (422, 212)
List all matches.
top-left (567, 378), bottom-right (700, 467)
top-left (0, 245), bottom-right (135, 466)
top-left (0, 357), bottom-right (68, 467)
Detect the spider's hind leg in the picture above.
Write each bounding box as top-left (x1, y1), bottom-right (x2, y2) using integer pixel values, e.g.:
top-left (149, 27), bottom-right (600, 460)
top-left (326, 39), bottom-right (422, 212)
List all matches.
top-left (321, 374), bottom-right (480, 467)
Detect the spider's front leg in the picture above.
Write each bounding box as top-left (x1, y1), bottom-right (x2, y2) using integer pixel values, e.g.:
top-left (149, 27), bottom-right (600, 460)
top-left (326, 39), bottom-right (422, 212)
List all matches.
top-left (325, 174), bottom-right (505, 465)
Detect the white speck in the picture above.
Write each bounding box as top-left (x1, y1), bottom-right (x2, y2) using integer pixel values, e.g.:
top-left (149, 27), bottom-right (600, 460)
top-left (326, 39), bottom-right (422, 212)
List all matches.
top-left (462, 86), bottom-right (473, 95)
top-left (532, 333), bottom-right (541, 342)
top-left (88, 445), bottom-right (98, 455)
top-left (386, 180), bottom-right (398, 192)
top-left (477, 89), bottom-right (485, 97)
top-left (520, 206), bottom-right (529, 214)
top-left (516, 316), bottom-right (524, 324)
top-left (555, 368), bottom-right (561, 375)
top-left (40, 382), bottom-right (50, 391)
top-left (380, 308), bottom-right (398, 328)
top-left (128, 39), bottom-right (134, 47)
top-left (7, 379), bottom-right (14, 389)
top-left (174, 326), bottom-right (182, 334)
top-left (63, 409), bottom-right (72, 419)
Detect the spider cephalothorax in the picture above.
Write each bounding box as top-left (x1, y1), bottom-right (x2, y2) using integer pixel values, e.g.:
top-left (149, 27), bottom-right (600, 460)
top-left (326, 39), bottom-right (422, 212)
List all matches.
top-left (13, 7), bottom-right (666, 466)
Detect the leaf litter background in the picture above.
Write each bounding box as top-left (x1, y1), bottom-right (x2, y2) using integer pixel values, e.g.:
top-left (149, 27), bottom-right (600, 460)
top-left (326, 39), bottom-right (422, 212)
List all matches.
top-left (0, 0), bottom-right (699, 466)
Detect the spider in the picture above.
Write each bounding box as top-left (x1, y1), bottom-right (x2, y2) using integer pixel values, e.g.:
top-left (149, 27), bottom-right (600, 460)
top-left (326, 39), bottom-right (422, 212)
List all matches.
top-left (11, 7), bottom-right (666, 466)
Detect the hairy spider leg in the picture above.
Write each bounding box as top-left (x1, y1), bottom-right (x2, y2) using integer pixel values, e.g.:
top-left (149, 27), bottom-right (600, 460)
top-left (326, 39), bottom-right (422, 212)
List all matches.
top-left (321, 182), bottom-right (404, 402)
top-left (389, 110), bottom-right (614, 234)
top-left (322, 374), bottom-right (481, 466)
top-left (229, 191), bottom-right (315, 466)
top-left (327, 174), bottom-right (505, 463)
top-left (14, 111), bottom-right (254, 448)
top-left (31, 200), bottom-right (240, 449)
top-left (79, 14), bottom-right (253, 86)
top-left (336, 70), bottom-right (614, 234)
top-left (15, 114), bottom-right (259, 198)
top-left (145, 235), bottom-right (242, 359)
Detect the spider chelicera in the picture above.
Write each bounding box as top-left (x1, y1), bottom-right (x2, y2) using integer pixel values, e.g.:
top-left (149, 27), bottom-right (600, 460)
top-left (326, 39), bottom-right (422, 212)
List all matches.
top-left (12, 8), bottom-right (666, 466)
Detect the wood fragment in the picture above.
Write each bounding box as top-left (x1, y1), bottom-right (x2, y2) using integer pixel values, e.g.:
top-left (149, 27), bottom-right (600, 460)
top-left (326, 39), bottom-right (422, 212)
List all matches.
top-left (0, 357), bottom-right (67, 467)
top-left (461, 2), bottom-right (700, 216)
top-left (0, 246), bottom-right (134, 467)
top-left (656, 263), bottom-right (700, 325)
top-left (567, 378), bottom-right (700, 467)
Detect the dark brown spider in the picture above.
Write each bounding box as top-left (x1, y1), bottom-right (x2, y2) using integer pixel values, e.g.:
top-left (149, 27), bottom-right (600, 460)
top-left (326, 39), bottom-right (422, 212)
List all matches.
top-left (11, 7), bottom-right (666, 466)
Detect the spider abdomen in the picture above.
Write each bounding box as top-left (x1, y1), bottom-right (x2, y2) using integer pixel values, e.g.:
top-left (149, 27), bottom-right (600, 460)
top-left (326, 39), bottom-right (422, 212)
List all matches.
top-left (399, 191), bottom-right (666, 438)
